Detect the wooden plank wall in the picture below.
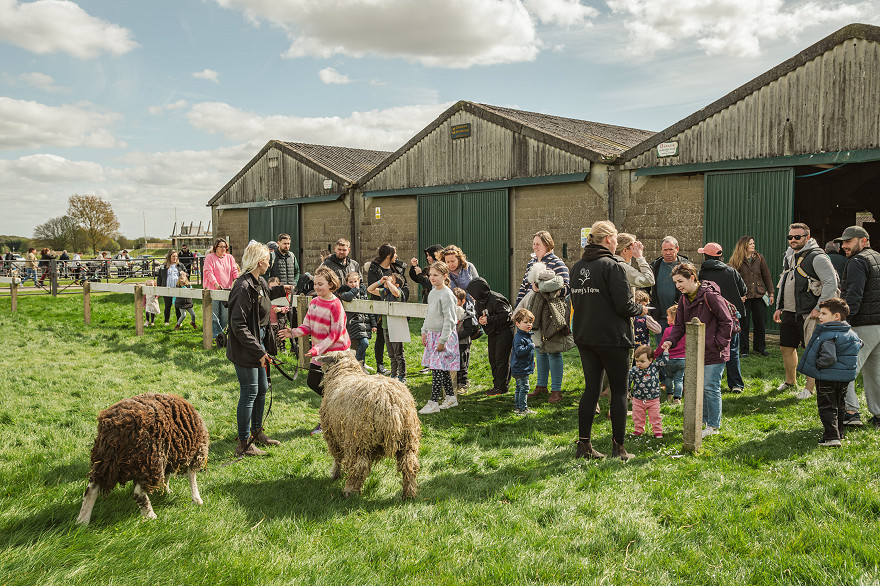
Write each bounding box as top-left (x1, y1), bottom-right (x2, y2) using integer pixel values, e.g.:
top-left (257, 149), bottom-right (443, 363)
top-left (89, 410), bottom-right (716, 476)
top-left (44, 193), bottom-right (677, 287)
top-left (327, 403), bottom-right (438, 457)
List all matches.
top-left (624, 38), bottom-right (880, 169)
top-left (363, 111), bottom-right (590, 191)
top-left (215, 147), bottom-right (334, 205)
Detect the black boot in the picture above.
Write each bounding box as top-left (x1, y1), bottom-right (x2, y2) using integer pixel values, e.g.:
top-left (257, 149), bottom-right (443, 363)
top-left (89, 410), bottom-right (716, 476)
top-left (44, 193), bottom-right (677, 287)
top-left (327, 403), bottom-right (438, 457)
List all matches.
top-left (575, 440), bottom-right (605, 460)
top-left (611, 439), bottom-right (633, 462)
top-left (235, 437), bottom-right (267, 457)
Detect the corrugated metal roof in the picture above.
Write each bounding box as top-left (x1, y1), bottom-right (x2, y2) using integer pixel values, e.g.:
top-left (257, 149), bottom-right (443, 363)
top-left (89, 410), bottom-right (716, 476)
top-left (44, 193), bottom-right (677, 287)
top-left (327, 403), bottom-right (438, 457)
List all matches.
top-left (477, 103), bottom-right (655, 157)
top-left (278, 141), bottom-right (392, 183)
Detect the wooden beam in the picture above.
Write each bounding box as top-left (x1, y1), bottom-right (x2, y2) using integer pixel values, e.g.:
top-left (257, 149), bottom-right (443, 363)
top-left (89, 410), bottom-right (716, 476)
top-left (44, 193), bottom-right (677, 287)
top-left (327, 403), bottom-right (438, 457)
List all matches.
top-left (202, 289), bottom-right (213, 350)
top-left (83, 281), bottom-right (91, 325)
top-left (134, 284), bottom-right (144, 336)
top-left (682, 318), bottom-right (706, 453)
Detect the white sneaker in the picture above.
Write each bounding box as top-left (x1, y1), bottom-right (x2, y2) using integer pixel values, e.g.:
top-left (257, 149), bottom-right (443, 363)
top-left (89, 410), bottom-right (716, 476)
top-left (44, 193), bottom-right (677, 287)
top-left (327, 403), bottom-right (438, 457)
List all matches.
top-left (818, 438), bottom-right (842, 447)
top-left (701, 426), bottom-right (719, 438)
top-left (439, 396), bottom-right (458, 409)
top-left (419, 400), bottom-right (441, 414)
top-left (515, 408), bottom-right (535, 416)
top-left (796, 389), bottom-right (814, 400)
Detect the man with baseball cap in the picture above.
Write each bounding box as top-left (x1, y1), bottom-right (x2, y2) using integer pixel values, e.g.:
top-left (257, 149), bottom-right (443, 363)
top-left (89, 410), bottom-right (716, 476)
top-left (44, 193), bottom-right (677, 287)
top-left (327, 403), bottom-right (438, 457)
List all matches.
top-left (837, 226), bottom-right (880, 428)
top-left (773, 222), bottom-right (839, 399)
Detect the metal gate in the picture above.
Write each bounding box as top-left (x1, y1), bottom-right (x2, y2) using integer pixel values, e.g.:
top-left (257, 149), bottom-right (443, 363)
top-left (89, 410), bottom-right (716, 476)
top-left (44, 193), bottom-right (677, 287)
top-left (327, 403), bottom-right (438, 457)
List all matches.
top-left (705, 168), bottom-right (794, 332)
top-left (418, 189), bottom-right (510, 297)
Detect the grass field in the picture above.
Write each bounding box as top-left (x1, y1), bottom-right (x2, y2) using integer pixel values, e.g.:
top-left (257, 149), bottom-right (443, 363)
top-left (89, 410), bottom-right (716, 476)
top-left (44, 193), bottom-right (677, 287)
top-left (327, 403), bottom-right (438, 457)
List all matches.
top-left (1, 292), bottom-right (880, 585)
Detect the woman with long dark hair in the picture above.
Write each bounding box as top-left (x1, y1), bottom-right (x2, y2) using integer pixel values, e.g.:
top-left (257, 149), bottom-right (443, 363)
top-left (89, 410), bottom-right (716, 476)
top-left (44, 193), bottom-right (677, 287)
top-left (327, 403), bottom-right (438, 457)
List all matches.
top-left (571, 220), bottom-right (646, 460)
top-left (367, 243), bottom-right (407, 375)
top-left (729, 235), bottom-right (774, 356)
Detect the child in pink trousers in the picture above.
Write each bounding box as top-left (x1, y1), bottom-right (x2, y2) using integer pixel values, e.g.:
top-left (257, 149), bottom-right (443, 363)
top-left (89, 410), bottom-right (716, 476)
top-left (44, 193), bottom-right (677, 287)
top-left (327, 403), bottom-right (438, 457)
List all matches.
top-left (629, 344), bottom-right (669, 438)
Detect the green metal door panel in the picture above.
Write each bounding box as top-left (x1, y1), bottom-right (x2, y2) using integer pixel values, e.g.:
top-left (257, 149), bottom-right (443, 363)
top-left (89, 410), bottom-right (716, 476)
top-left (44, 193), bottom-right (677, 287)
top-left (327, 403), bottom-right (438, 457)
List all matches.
top-left (461, 190), bottom-right (509, 297)
top-left (705, 168), bottom-right (794, 333)
top-left (248, 208), bottom-right (273, 245)
top-left (272, 205), bottom-right (300, 263)
top-left (418, 189), bottom-right (510, 298)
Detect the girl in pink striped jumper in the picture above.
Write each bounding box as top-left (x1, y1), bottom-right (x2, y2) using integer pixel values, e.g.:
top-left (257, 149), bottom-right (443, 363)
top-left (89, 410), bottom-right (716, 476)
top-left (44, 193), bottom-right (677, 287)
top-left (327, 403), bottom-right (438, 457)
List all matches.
top-left (284, 267), bottom-right (351, 434)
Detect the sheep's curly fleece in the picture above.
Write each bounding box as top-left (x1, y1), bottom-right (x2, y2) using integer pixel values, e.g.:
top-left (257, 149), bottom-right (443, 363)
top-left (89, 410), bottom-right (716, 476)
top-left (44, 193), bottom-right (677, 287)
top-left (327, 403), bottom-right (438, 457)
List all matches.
top-left (88, 393), bottom-right (209, 495)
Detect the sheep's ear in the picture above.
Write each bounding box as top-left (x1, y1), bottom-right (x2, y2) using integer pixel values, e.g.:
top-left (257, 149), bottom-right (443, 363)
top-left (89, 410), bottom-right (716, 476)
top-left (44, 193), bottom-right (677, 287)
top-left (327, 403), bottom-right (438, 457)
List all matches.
top-left (316, 351), bottom-right (342, 366)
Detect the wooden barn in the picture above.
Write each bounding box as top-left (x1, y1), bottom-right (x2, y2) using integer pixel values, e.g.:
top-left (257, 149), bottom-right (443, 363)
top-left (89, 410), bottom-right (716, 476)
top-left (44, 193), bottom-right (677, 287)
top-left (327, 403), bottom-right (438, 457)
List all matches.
top-left (615, 23), bottom-right (880, 281)
top-left (207, 140), bottom-right (390, 270)
top-left (356, 101), bottom-right (654, 298)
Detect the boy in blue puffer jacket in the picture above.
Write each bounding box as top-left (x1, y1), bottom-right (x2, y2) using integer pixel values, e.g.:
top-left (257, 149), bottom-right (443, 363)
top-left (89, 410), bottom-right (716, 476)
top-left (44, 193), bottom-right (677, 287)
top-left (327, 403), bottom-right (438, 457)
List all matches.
top-left (510, 308), bottom-right (536, 416)
top-left (798, 297), bottom-right (863, 447)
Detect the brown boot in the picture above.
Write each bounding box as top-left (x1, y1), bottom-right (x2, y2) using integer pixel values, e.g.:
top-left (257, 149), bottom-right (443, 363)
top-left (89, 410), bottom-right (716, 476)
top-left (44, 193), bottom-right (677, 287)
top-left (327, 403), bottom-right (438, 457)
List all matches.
top-left (548, 390), bottom-right (562, 403)
top-left (191, 321), bottom-right (198, 330)
top-left (235, 437), bottom-right (267, 457)
top-left (174, 323), bottom-right (181, 330)
top-left (527, 385), bottom-right (547, 400)
top-left (575, 440), bottom-right (605, 459)
top-left (251, 430), bottom-right (280, 446)
top-left (611, 439), bottom-right (633, 462)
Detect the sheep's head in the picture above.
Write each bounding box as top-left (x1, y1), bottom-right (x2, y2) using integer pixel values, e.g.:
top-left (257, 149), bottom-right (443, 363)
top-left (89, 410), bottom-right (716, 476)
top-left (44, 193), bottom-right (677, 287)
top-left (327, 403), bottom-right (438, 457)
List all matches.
top-left (315, 350), bottom-right (359, 372)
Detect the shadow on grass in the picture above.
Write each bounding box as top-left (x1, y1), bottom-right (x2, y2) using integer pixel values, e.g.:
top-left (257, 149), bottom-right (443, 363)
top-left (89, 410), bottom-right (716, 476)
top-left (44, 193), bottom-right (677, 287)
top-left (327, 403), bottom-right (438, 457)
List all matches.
top-left (721, 428), bottom-right (821, 463)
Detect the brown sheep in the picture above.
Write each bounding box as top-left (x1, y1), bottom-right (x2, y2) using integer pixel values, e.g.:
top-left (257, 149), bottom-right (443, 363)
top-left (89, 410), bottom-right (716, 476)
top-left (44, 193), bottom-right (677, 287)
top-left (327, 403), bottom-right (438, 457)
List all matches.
top-left (77, 393), bottom-right (209, 525)
top-left (315, 351), bottom-right (421, 499)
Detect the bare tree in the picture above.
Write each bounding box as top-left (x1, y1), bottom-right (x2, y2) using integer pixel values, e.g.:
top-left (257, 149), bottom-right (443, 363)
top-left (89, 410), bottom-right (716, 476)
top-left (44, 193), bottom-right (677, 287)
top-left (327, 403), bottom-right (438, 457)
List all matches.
top-left (67, 195), bottom-right (120, 254)
top-left (33, 215), bottom-right (79, 251)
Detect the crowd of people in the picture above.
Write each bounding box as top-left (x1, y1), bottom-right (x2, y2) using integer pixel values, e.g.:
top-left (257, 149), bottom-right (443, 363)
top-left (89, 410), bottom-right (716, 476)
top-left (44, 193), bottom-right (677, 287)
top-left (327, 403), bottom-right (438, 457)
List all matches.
top-left (122, 221), bottom-right (880, 460)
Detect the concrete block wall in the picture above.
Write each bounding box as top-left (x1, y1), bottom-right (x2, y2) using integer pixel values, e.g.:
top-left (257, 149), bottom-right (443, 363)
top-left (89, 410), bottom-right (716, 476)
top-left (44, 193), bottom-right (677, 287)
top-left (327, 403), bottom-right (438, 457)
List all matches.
top-left (213, 208), bottom-right (249, 263)
top-left (510, 181), bottom-right (606, 299)
top-left (300, 201), bottom-right (352, 275)
top-left (619, 174), bottom-right (705, 260)
top-left (358, 195), bottom-right (419, 299)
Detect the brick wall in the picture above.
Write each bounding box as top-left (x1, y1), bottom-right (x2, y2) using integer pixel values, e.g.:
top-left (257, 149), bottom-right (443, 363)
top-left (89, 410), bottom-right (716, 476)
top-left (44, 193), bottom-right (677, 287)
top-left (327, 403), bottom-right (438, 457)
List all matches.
top-left (300, 201), bottom-right (351, 274)
top-left (358, 195), bottom-right (419, 299)
top-left (213, 208), bottom-right (249, 264)
top-left (510, 180), bottom-right (606, 298)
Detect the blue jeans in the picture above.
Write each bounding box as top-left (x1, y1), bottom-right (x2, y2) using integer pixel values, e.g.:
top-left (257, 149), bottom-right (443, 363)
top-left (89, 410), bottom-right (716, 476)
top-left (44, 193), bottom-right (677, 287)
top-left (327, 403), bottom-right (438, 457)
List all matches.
top-left (234, 363), bottom-right (268, 441)
top-left (725, 332), bottom-right (744, 390)
top-left (212, 299), bottom-right (228, 338)
top-left (703, 362), bottom-right (726, 429)
top-left (514, 376), bottom-right (530, 411)
top-left (536, 350), bottom-right (563, 393)
top-left (665, 358), bottom-right (685, 399)
top-left (21, 267), bottom-right (37, 285)
top-left (354, 337), bottom-right (370, 363)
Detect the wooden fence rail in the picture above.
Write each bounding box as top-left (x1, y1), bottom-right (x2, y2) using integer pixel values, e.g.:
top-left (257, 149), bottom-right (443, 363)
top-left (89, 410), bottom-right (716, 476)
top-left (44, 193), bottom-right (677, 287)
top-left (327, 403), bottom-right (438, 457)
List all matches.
top-left (0, 276), bottom-right (21, 311)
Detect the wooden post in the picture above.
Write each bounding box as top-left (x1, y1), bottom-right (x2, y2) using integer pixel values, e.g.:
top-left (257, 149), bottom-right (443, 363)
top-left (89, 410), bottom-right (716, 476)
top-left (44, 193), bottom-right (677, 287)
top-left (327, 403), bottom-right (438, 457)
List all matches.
top-left (297, 294), bottom-right (310, 370)
top-left (50, 259), bottom-right (58, 296)
top-left (682, 318), bottom-right (706, 453)
top-left (202, 289), bottom-right (213, 350)
top-left (83, 281), bottom-right (91, 325)
top-left (134, 284), bottom-right (145, 336)
top-left (10, 280), bottom-right (17, 312)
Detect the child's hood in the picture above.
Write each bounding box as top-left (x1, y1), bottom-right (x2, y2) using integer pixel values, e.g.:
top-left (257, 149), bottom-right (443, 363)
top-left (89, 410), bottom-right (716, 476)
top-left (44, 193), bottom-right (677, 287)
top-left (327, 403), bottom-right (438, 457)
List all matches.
top-left (466, 277), bottom-right (491, 301)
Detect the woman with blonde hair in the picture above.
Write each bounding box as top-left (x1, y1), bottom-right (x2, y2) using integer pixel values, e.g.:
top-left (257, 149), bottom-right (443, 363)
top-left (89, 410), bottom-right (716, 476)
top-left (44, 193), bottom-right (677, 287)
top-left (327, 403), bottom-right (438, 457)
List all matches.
top-left (226, 241), bottom-right (290, 457)
top-left (729, 235), bottom-right (774, 356)
top-left (615, 233), bottom-right (655, 291)
top-left (571, 220), bottom-right (646, 460)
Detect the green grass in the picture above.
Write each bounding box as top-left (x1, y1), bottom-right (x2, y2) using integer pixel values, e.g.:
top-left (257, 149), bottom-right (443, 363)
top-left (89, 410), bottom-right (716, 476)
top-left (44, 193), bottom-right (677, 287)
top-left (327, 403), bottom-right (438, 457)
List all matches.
top-left (2, 293), bottom-right (880, 584)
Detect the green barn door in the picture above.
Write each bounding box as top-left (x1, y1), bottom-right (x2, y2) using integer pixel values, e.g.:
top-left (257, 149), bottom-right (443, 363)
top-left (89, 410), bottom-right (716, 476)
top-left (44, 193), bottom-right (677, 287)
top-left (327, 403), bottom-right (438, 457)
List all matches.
top-left (248, 208), bottom-right (273, 245)
top-left (272, 205), bottom-right (300, 264)
top-left (705, 168), bottom-right (794, 332)
top-left (418, 189), bottom-right (510, 297)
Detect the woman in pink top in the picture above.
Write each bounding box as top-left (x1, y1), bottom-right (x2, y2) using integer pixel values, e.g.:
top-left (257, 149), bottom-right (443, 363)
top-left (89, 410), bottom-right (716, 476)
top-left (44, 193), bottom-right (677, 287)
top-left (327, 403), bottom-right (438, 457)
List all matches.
top-left (203, 238), bottom-right (239, 342)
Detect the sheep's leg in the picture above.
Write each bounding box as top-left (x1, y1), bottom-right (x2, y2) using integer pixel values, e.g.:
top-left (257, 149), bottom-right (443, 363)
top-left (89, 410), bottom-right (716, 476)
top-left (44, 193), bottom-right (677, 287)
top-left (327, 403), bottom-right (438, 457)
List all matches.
top-left (188, 468), bottom-right (203, 505)
top-left (329, 460), bottom-right (341, 480)
top-left (323, 430), bottom-right (343, 480)
top-left (397, 449), bottom-right (420, 500)
top-left (133, 483), bottom-right (157, 520)
top-left (76, 482), bottom-right (100, 525)
top-left (342, 454), bottom-right (371, 497)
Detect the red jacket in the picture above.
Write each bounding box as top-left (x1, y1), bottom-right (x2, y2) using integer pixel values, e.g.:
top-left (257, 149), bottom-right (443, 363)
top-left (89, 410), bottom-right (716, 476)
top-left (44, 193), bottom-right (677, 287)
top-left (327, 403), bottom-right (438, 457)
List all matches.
top-left (664, 281), bottom-right (733, 365)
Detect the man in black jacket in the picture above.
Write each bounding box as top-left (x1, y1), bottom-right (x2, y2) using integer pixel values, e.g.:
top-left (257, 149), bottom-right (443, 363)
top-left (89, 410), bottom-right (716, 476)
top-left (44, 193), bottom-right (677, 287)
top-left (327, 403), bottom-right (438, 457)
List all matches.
top-left (698, 242), bottom-right (747, 393)
top-left (320, 238), bottom-right (361, 285)
top-left (178, 244), bottom-right (195, 274)
top-left (648, 236), bottom-right (688, 334)
top-left (837, 226), bottom-right (880, 427)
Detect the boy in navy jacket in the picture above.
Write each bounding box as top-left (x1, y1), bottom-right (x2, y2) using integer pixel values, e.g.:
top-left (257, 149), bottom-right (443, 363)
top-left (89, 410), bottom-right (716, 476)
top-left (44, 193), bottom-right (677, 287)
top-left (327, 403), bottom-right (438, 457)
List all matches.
top-left (798, 297), bottom-right (863, 447)
top-left (510, 308), bottom-right (536, 415)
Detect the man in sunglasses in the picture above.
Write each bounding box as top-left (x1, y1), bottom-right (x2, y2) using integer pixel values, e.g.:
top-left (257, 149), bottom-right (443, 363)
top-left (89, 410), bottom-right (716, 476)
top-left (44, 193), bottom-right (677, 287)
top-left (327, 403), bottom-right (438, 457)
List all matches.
top-left (774, 223), bottom-right (839, 399)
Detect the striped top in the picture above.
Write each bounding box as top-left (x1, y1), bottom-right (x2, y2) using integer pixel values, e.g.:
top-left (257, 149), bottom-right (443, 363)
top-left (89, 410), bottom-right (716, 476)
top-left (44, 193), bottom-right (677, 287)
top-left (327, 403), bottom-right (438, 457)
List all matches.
top-left (516, 252), bottom-right (570, 306)
top-left (292, 296), bottom-right (351, 365)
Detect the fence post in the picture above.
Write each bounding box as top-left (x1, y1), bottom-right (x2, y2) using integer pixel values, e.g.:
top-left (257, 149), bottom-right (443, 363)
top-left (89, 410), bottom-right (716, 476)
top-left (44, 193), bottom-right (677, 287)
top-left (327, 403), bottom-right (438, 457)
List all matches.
top-left (83, 281), bottom-right (91, 325)
top-left (202, 289), bottom-right (212, 350)
top-left (297, 294), bottom-right (310, 370)
top-left (10, 279), bottom-right (17, 312)
top-left (134, 284), bottom-right (145, 336)
top-left (50, 259), bottom-right (58, 296)
top-left (682, 318), bottom-right (706, 453)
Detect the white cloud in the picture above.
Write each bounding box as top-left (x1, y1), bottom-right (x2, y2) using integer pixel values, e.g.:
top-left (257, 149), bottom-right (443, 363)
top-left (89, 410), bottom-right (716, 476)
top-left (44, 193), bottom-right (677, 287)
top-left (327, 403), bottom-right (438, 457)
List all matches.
top-left (318, 67), bottom-right (352, 85)
top-left (0, 0), bottom-right (137, 58)
top-left (0, 153), bottom-right (105, 182)
top-left (214, 0), bottom-right (540, 68)
top-left (193, 69), bottom-right (220, 83)
top-left (149, 99), bottom-right (189, 115)
top-left (523, 0), bottom-right (596, 27)
top-left (18, 72), bottom-right (66, 93)
top-left (186, 101), bottom-right (454, 150)
top-left (0, 97), bottom-right (124, 149)
top-left (606, 0), bottom-right (874, 58)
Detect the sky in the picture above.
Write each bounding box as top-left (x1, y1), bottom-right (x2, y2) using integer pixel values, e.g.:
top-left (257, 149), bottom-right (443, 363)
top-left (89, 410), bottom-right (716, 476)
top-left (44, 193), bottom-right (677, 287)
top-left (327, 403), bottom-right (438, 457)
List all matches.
top-left (1, 0), bottom-right (878, 240)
